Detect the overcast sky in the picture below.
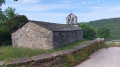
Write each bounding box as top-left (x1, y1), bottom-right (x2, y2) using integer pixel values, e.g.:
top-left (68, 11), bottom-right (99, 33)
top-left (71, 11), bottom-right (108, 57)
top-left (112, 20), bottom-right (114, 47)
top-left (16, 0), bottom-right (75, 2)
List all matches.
top-left (2, 0), bottom-right (120, 24)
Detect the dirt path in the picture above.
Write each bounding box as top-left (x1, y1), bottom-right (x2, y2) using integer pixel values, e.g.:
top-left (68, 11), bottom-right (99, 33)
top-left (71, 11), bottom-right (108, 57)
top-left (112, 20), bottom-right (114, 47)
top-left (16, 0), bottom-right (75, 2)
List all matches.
top-left (76, 47), bottom-right (120, 67)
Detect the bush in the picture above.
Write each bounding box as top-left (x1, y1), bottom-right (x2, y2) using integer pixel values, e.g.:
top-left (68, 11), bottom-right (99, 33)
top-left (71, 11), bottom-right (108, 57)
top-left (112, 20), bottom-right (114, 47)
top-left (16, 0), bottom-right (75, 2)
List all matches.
top-left (63, 40), bottom-right (105, 67)
top-left (0, 15), bottom-right (28, 46)
top-left (79, 23), bottom-right (96, 40)
top-left (96, 27), bottom-right (110, 39)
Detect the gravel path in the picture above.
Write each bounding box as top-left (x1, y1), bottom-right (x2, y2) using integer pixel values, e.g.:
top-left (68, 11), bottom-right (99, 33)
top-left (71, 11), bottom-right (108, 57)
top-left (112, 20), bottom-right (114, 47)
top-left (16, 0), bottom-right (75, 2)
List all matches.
top-left (76, 47), bottom-right (120, 67)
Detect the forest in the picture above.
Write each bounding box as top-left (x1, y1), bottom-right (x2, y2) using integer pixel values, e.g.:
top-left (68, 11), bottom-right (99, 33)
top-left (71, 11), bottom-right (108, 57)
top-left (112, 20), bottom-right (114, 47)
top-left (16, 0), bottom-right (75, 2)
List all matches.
top-left (89, 17), bottom-right (120, 40)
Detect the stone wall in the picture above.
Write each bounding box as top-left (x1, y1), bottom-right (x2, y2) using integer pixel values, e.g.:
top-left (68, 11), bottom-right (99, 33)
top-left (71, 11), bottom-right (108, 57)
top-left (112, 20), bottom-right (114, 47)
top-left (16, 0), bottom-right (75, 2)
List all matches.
top-left (12, 22), bottom-right (54, 50)
top-left (53, 30), bottom-right (83, 48)
top-left (12, 22), bottom-right (83, 50)
top-left (0, 38), bottom-right (104, 67)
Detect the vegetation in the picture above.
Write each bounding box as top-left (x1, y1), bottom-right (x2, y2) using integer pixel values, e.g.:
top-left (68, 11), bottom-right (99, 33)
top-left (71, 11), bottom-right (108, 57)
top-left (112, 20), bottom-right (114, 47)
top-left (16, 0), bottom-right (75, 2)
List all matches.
top-left (106, 40), bottom-right (120, 47)
top-left (63, 41), bottom-right (106, 67)
top-left (0, 3), bottom-right (21, 46)
top-left (0, 7), bottom-right (17, 23)
top-left (0, 0), bottom-right (18, 11)
top-left (0, 40), bottom-right (91, 61)
top-left (89, 17), bottom-right (120, 40)
top-left (0, 0), bottom-right (107, 67)
top-left (79, 23), bottom-right (96, 40)
top-left (0, 15), bottom-right (28, 46)
top-left (0, 0), bottom-right (5, 7)
top-left (96, 27), bottom-right (110, 39)
top-left (78, 22), bottom-right (111, 40)
top-left (107, 43), bottom-right (116, 47)
top-left (0, 0), bottom-right (18, 6)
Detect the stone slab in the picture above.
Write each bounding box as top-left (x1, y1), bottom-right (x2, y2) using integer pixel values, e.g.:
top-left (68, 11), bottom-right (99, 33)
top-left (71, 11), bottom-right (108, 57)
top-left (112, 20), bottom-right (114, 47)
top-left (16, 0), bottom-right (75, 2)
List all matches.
top-left (51, 49), bottom-right (75, 57)
top-left (7, 57), bottom-right (31, 65)
top-left (31, 54), bottom-right (52, 61)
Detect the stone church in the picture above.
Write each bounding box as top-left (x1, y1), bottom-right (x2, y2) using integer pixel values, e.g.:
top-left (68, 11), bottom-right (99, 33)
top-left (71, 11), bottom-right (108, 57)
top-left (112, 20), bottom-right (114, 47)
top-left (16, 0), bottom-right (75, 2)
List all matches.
top-left (12, 13), bottom-right (83, 50)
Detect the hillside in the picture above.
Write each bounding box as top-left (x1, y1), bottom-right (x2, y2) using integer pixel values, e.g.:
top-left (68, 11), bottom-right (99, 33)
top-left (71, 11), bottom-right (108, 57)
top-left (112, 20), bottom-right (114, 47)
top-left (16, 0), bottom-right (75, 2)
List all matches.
top-left (89, 17), bottom-right (120, 39)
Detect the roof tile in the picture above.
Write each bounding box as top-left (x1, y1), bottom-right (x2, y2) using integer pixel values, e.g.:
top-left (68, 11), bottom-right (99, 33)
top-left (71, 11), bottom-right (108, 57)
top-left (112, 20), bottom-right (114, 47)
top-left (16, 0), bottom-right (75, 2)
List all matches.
top-left (30, 21), bottom-right (81, 31)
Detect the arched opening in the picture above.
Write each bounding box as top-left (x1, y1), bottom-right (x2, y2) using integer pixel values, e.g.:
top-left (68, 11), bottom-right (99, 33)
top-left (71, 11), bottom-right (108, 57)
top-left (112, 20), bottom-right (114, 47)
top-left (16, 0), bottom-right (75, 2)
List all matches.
top-left (72, 18), bottom-right (75, 24)
top-left (68, 19), bottom-right (70, 24)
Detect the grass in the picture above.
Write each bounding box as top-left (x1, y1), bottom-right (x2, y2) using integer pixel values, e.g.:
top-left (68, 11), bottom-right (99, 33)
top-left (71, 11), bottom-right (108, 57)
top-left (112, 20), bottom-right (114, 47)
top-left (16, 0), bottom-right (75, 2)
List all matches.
top-left (63, 42), bottom-right (106, 67)
top-left (107, 43), bottom-right (116, 47)
top-left (106, 42), bottom-right (120, 47)
top-left (105, 40), bottom-right (120, 47)
top-left (0, 40), bottom-right (91, 61)
top-left (106, 40), bottom-right (120, 42)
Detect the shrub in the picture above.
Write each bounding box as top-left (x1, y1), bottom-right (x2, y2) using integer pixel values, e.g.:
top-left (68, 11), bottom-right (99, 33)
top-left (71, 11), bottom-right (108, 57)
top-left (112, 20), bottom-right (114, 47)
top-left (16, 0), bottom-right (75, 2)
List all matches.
top-left (79, 23), bottom-right (96, 40)
top-left (64, 53), bottom-right (75, 67)
top-left (96, 27), bottom-right (110, 39)
top-left (63, 40), bottom-right (105, 67)
top-left (0, 15), bottom-right (28, 46)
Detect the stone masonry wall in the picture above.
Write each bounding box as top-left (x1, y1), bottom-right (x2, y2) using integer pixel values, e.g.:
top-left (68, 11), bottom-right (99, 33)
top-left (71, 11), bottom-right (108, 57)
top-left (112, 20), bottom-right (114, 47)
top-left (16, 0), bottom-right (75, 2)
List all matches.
top-left (12, 22), bottom-right (83, 50)
top-left (53, 30), bottom-right (83, 48)
top-left (0, 38), bottom-right (104, 67)
top-left (12, 22), bottom-right (53, 49)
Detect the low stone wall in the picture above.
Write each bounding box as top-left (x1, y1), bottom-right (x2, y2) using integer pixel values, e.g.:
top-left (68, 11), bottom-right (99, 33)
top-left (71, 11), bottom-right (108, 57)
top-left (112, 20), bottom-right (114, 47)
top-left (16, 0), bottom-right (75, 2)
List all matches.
top-left (0, 38), bottom-right (104, 67)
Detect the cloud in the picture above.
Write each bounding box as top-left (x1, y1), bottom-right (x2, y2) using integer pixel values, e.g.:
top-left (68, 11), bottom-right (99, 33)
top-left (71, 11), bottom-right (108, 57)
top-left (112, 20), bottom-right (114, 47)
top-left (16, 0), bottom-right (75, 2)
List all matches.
top-left (19, 0), bottom-right (39, 4)
top-left (3, 0), bottom-right (106, 12)
top-left (90, 6), bottom-right (104, 9)
top-left (2, 1), bottom-right (82, 12)
top-left (20, 12), bottom-right (68, 24)
top-left (2, 0), bottom-right (120, 24)
top-left (80, 1), bottom-right (91, 4)
top-left (110, 6), bottom-right (120, 11)
top-left (97, 0), bottom-right (100, 2)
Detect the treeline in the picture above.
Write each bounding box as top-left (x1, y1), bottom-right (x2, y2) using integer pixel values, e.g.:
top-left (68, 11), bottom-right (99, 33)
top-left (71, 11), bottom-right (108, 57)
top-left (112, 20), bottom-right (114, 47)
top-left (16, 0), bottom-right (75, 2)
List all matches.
top-left (0, 15), bottom-right (28, 46)
top-left (89, 17), bottom-right (120, 40)
top-left (78, 23), bottom-right (110, 40)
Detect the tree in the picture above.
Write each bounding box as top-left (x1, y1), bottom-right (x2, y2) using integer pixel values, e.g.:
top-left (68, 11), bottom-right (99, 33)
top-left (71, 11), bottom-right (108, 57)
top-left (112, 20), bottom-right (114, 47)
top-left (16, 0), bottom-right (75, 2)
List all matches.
top-left (0, 0), bottom-right (18, 5)
top-left (4, 7), bottom-right (17, 19)
top-left (0, 15), bottom-right (28, 46)
top-left (0, 7), bottom-right (17, 23)
top-left (79, 23), bottom-right (96, 40)
top-left (96, 27), bottom-right (110, 39)
top-left (0, 11), bottom-right (7, 22)
top-left (0, 0), bottom-right (18, 10)
top-left (0, 0), bottom-right (5, 6)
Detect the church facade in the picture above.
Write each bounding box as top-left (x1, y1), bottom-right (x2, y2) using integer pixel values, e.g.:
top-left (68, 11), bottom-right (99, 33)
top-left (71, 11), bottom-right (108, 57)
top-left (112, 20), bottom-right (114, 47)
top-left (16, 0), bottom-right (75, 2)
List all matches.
top-left (12, 13), bottom-right (83, 50)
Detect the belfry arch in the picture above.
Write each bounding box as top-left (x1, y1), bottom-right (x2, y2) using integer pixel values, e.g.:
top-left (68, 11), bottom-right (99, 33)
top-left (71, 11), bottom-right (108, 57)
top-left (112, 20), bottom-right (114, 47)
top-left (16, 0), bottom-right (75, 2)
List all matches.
top-left (66, 13), bottom-right (77, 25)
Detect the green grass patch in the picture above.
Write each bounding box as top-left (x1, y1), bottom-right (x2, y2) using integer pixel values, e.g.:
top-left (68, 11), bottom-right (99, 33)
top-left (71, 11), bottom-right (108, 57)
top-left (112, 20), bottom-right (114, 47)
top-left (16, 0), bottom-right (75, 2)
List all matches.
top-left (0, 40), bottom-right (91, 61)
top-left (108, 43), bottom-right (116, 47)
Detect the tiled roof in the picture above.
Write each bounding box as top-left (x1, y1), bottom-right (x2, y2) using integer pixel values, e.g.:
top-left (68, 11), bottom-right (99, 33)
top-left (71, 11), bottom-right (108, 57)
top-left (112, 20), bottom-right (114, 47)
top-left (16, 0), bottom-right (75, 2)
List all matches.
top-left (30, 20), bottom-right (81, 31)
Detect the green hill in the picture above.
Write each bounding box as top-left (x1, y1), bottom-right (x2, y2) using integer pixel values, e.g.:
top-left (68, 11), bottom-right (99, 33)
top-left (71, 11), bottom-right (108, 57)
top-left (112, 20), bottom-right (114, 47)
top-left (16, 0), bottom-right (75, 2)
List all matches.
top-left (89, 17), bottom-right (120, 40)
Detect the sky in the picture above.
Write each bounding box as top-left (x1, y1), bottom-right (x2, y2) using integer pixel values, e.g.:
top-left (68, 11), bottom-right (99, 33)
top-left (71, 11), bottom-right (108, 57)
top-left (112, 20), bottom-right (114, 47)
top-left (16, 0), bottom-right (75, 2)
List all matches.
top-left (2, 0), bottom-right (120, 24)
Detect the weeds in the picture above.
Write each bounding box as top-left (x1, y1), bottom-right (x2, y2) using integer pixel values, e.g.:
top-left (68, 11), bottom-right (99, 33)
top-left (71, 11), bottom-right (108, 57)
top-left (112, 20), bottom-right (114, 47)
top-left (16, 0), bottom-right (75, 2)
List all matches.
top-left (63, 41), bottom-right (105, 67)
top-left (0, 40), bottom-right (91, 61)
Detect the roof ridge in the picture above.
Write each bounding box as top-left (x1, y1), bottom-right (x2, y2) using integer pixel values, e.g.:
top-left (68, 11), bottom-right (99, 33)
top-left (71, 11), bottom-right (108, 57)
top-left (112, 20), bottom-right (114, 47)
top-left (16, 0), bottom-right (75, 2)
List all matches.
top-left (29, 20), bottom-right (63, 25)
top-left (30, 21), bottom-right (81, 31)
